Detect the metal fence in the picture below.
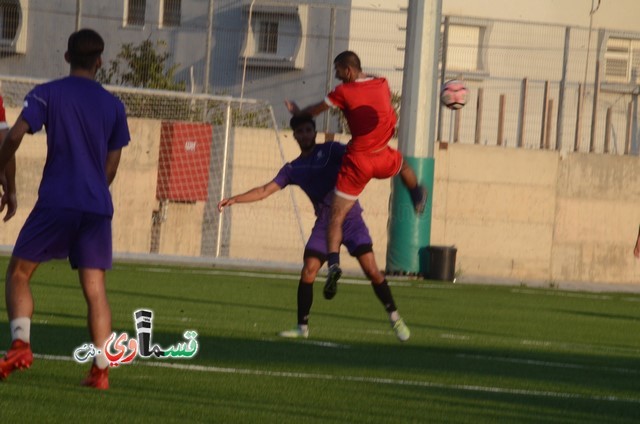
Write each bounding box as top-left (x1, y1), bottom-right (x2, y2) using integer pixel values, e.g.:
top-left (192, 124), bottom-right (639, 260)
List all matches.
top-left (2, 1), bottom-right (640, 153)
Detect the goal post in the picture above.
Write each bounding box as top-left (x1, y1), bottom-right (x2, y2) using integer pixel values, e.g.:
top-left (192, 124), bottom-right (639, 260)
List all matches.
top-left (0, 75), bottom-right (309, 267)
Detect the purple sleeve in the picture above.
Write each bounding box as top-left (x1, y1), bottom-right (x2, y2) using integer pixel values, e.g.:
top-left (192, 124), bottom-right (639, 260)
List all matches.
top-left (272, 164), bottom-right (291, 188)
top-left (21, 86), bottom-right (47, 134)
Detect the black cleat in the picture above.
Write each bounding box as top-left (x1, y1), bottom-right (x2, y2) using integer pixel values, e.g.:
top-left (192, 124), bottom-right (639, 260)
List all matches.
top-left (324, 264), bottom-right (342, 300)
top-left (413, 185), bottom-right (428, 215)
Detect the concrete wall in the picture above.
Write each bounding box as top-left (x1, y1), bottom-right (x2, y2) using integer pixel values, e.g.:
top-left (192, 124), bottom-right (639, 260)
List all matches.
top-left (2, 113), bottom-right (639, 288)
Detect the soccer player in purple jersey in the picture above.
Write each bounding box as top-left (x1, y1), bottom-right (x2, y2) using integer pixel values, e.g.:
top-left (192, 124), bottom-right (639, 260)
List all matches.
top-left (0, 29), bottom-right (130, 389)
top-left (217, 114), bottom-right (410, 341)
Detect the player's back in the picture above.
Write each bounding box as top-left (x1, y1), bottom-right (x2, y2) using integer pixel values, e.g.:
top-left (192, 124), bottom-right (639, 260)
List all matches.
top-left (329, 78), bottom-right (397, 153)
top-left (22, 76), bottom-right (129, 216)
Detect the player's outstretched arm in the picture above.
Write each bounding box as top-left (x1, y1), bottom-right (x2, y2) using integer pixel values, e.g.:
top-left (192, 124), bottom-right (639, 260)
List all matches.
top-left (0, 117), bottom-right (29, 222)
top-left (217, 181), bottom-right (281, 212)
top-left (285, 100), bottom-right (330, 118)
top-left (0, 154), bottom-right (16, 222)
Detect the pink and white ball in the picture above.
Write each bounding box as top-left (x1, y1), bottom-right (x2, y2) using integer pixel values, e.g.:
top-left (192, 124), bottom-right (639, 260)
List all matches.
top-left (440, 80), bottom-right (469, 110)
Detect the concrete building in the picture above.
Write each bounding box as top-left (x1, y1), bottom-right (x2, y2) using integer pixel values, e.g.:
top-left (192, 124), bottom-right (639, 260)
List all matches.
top-left (2, 0), bottom-right (640, 141)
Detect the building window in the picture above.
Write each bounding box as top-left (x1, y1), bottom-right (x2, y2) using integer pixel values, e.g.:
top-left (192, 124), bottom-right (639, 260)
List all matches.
top-left (0, 1), bottom-right (19, 41)
top-left (162, 0), bottom-right (181, 27)
top-left (127, 0), bottom-right (146, 27)
top-left (240, 4), bottom-right (308, 69)
top-left (446, 23), bottom-right (484, 72)
top-left (604, 37), bottom-right (640, 83)
top-left (258, 21), bottom-right (278, 54)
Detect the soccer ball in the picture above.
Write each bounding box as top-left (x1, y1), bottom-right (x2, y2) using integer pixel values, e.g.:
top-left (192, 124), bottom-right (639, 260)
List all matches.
top-left (440, 80), bottom-right (468, 110)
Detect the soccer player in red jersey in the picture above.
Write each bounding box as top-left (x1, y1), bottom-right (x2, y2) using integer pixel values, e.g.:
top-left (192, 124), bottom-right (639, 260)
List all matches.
top-left (218, 114), bottom-right (410, 341)
top-left (286, 51), bottom-right (427, 299)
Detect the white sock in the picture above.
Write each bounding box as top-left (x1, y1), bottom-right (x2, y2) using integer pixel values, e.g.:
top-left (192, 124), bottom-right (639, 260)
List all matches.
top-left (298, 324), bottom-right (308, 332)
top-left (94, 351), bottom-right (110, 369)
top-left (389, 311), bottom-right (400, 323)
top-left (10, 317), bottom-right (31, 343)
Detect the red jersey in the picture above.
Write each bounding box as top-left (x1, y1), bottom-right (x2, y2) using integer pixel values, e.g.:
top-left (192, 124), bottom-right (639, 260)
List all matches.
top-left (325, 77), bottom-right (397, 153)
top-left (0, 96), bottom-right (8, 130)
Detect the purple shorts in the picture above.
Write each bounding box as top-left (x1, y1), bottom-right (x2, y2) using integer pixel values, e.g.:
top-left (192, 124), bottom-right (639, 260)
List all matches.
top-left (13, 207), bottom-right (113, 270)
top-left (304, 209), bottom-right (373, 261)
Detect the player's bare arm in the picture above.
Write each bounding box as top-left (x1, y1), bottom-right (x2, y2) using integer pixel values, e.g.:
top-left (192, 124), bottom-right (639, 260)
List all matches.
top-left (0, 127), bottom-right (17, 221)
top-left (0, 117), bottom-right (29, 222)
top-left (0, 116), bottom-right (28, 170)
top-left (106, 149), bottom-right (123, 186)
top-left (0, 155), bottom-right (16, 222)
top-left (217, 181), bottom-right (281, 212)
top-left (285, 100), bottom-right (330, 117)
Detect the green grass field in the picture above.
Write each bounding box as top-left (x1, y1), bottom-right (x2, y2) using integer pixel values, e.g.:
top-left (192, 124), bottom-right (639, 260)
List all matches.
top-left (0, 257), bottom-right (638, 423)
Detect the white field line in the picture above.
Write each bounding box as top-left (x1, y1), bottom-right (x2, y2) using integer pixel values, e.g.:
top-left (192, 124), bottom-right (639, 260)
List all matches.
top-left (128, 266), bottom-right (455, 289)
top-left (18, 352), bottom-right (640, 405)
top-left (456, 353), bottom-right (640, 375)
top-left (434, 332), bottom-right (640, 356)
top-left (510, 288), bottom-right (614, 300)
top-left (261, 338), bottom-right (350, 349)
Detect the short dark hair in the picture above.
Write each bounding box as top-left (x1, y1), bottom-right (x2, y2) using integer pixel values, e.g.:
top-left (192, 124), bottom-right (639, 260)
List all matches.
top-left (290, 113), bottom-right (316, 131)
top-left (67, 29), bottom-right (104, 70)
top-left (334, 51), bottom-right (361, 71)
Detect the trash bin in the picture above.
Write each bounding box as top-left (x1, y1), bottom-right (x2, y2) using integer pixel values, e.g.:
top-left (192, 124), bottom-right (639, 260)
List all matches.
top-left (427, 245), bottom-right (457, 282)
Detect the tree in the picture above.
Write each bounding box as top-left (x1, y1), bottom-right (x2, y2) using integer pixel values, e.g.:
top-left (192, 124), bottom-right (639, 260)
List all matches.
top-left (97, 39), bottom-right (185, 91)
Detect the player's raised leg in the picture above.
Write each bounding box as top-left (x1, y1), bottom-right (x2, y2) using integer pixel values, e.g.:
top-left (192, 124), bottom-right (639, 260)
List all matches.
top-left (325, 194), bottom-right (354, 299)
top-left (398, 159), bottom-right (428, 215)
top-left (0, 257), bottom-right (37, 380)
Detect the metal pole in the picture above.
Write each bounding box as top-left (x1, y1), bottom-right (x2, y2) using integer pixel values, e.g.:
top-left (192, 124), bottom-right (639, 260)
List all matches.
top-left (203, 0), bottom-right (215, 94)
top-left (589, 60), bottom-right (601, 153)
top-left (540, 81), bottom-right (549, 148)
top-left (323, 7), bottom-right (337, 133)
top-left (386, 0), bottom-right (441, 275)
top-left (397, 0), bottom-right (441, 158)
top-left (474, 88), bottom-right (483, 145)
top-left (436, 16), bottom-right (450, 142)
top-left (76, 0), bottom-right (83, 31)
top-left (604, 107), bottom-right (612, 154)
top-left (574, 83), bottom-right (583, 151)
top-left (556, 27), bottom-right (570, 150)
top-left (215, 101), bottom-right (232, 257)
top-left (497, 94), bottom-right (506, 146)
top-left (625, 101), bottom-right (633, 155)
top-left (517, 78), bottom-right (528, 148)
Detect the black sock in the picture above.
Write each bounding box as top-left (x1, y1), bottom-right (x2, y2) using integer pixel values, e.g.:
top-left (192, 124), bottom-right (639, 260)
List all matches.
top-left (372, 279), bottom-right (397, 313)
top-left (328, 252), bottom-right (340, 267)
top-left (297, 281), bottom-right (313, 325)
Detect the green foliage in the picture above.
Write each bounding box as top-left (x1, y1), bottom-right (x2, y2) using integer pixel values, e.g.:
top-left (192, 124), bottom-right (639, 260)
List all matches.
top-left (98, 39), bottom-right (185, 91)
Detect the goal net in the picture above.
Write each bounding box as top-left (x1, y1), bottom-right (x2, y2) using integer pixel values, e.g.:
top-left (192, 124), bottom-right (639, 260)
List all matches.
top-left (0, 76), bottom-right (310, 269)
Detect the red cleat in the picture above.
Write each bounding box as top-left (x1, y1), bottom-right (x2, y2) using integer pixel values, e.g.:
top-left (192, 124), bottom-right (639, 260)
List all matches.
top-left (81, 364), bottom-right (109, 390)
top-left (0, 339), bottom-right (34, 380)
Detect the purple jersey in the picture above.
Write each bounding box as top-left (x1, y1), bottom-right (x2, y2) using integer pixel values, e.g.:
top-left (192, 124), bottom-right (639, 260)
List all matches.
top-left (273, 141), bottom-right (363, 217)
top-left (21, 76), bottom-right (130, 216)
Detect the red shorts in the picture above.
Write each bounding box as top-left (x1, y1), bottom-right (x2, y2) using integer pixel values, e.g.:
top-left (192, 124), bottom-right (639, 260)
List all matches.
top-left (335, 146), bottom-right (403, 199)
